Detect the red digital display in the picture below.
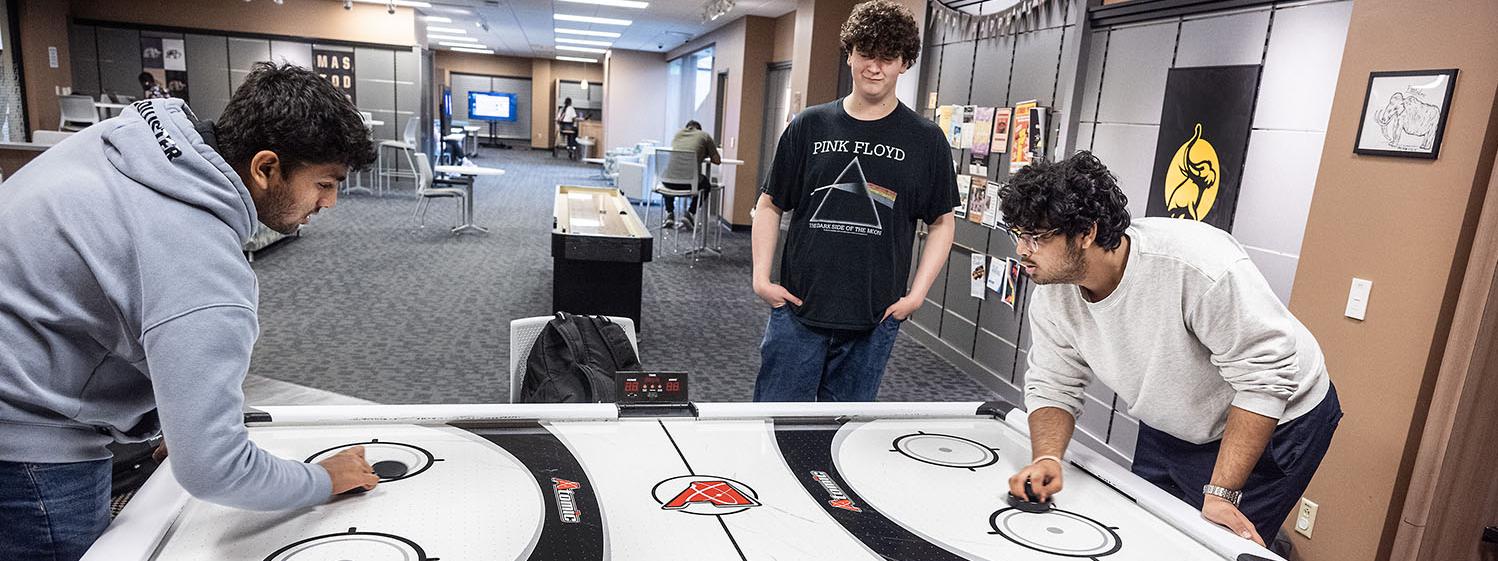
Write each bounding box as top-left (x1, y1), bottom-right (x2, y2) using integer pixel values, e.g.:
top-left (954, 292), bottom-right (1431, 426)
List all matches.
top-left (624, 380), bottom-right (639, 393)
top-left (666, 380), bottom-right (681, 392)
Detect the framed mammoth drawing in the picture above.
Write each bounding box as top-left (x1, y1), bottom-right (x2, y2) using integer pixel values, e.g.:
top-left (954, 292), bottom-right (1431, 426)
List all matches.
top-left (1355, 69), bottom-right (1458, 159)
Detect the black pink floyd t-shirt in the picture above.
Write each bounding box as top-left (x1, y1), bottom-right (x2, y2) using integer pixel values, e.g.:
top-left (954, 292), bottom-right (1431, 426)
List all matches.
top-left (762, 99), bottom-right (959, 331)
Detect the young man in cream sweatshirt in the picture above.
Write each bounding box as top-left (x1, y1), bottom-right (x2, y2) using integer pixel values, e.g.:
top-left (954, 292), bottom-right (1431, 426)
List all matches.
top-left (998, 151), bottom-right (1341, 547)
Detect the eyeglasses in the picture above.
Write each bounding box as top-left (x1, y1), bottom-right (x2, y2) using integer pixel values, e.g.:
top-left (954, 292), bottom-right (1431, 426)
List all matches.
top-left (1007, 227), bottom-right (1062, 251)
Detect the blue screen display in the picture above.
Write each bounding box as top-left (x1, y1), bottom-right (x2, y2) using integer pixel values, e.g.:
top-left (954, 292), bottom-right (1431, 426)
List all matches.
top-left (468, 91), bottom-right (517, 122)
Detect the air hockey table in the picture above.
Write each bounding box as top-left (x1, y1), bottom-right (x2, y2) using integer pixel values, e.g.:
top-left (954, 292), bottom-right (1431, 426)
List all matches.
top-left (84, 401), bottom-right (1284, 561)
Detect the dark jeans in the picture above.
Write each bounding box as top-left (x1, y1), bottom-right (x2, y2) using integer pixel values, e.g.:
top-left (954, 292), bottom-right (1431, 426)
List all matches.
top-left (0, 458), bottom-right (113, 561)
top-left (1131, 383), bottom-right (1343, 543)
top-left (753, 305), bottom-right (903, 402)
top-left (661, 173), bottom-right (711, 218)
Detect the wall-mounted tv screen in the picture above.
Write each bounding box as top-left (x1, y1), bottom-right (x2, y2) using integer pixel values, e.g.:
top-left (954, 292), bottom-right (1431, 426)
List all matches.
top-left (469, 91), bottom-right (517, 122)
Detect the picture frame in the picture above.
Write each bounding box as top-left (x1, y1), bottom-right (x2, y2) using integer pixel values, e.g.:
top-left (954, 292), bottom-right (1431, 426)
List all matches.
top-left (1354, 69), bottom-right (1458, 159)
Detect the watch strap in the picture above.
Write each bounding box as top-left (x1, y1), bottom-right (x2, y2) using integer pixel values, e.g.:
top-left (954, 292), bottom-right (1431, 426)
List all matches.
top-left (1202, 484), bottom-right (1243, 506)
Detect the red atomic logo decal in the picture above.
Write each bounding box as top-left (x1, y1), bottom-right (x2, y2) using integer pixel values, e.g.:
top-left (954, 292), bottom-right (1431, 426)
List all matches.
top-left (652, 476), bottom-right (762, 516)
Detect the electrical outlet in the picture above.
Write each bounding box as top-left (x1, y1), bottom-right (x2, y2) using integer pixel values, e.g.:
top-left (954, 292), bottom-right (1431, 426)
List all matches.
top-left (1294, 497), bottom-right (1318, 538)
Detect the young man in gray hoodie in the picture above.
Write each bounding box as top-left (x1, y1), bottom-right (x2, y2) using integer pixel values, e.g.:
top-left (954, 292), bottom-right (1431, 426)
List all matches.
top-left (997, 152), bottom-right (1341, 549)
top-left (0, 62), bottom-right (379, 560)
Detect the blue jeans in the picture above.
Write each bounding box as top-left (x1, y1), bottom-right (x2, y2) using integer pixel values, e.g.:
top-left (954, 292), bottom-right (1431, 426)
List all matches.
top-left (1131, 383), bottom-right (1343, 543)
top-left (0, 458), bottom-right (113, 561)
top-left (754, 305), bottom-right (903, 402)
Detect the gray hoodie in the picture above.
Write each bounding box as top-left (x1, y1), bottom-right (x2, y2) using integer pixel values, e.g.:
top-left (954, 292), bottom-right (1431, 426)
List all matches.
top-left (0, 98), bottom-right (330, 510)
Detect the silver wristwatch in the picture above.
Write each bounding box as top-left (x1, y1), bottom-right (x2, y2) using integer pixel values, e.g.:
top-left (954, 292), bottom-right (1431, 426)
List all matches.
top-left (1202, 484), bottom-right (1243, 506)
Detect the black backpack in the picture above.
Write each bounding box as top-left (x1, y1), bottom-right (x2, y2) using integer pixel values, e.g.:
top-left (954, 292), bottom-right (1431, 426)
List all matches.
top-left (520, 312), bottom-right (641, 403)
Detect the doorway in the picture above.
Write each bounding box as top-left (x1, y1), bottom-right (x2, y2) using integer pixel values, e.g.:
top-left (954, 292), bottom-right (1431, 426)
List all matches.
top-left (713, 71), bottom-right (728, 144)
top-left (759, 62), bottom-right (793, 187)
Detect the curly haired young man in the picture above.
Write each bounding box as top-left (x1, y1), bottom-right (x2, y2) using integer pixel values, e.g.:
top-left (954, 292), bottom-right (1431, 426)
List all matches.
top-left (752, 0), bottom-right (958, 402)
top-left (998, 151), bottom-right (1341, 548)
top-left (0, 63), bottom-right (380, 560)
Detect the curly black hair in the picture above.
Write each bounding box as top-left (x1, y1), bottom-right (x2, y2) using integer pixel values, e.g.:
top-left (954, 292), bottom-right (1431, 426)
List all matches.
top-left (997, 151), bottom-right (1131, 251)
top-left (216, 62), bottom-right (376, 174)
top-left (840, 0), bottom-right (921, 67)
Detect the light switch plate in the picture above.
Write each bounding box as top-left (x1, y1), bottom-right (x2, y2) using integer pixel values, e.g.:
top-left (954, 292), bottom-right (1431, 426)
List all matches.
top-left (1345, 278), bottom-right (1372, 320)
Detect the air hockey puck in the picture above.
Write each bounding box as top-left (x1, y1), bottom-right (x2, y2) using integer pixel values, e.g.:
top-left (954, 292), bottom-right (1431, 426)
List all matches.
top-left (372, 460), bottom-right (409, 479)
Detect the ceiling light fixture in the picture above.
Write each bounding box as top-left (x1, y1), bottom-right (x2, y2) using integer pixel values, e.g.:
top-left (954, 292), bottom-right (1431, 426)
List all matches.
top-left (556, 55), bottom-right (599, 63)
top-left (555, 37), bottom-right (612, 47)
top-left (427, 26), bottom-right (466, 34)
top-left (439, 41), bottom-right (488, 47)
top-left (558, 0), bottom-right (649, 8)
top-left (451, 47), bottom-right (495, 54)
top-left (556, 45), bottom-right (608, 54)
top-left (423, 15), bottom-right (452, 22)
top-left (554, 14), bottom-right (632, 26)
top-left (701, 0), bottom-right (735, 22)
top-left (555, 27), bottom-right (622, 38)
top-left (349, 0), bottom-right (431, 7)
top-left (428, 34), bottom-right (479, 42)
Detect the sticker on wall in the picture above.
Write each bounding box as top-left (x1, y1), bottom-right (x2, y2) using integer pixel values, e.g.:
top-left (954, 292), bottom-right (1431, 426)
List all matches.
top-left (1003, 258), bottom-right (1021, 309)
top-left (954, 174), bottom-right (972, 219)
top-left (1009, 101), bottom-right (1036, 173)
top-left (991, 108), bottom-right (1011, 153)
top-left (970, 253), bottom-right (987, 299)
top-left (972, 107), bottom-right (995, 157)
top-left (987, 256), bottom-right (1007, 295)
top-left (981, 181), bottom-right (1001, 229)
top-left (314, 49), bottom-right (358, 102)
top-left (1146, 65), bottom-right (1261, 231)
top-left (967, 177), bottom-right (990, 225)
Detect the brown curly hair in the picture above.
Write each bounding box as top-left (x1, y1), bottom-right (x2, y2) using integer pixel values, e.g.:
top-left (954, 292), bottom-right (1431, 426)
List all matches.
top-left (839, 0), bottom-right (921, 68)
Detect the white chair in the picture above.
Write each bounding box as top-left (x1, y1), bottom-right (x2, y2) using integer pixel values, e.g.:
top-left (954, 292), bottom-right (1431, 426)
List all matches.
top-left (58, 95), bottom-right (99, 131)
top-left (411, 153), bottom-right (466, 228)
top-left (647, 148), bottom-right (705, 257)
top-left (508, 315), bottom-right (639, 403)
top-left (376, 117), bottom-right (420, 195)
top-left (32, 130), bottom-right (75, 146)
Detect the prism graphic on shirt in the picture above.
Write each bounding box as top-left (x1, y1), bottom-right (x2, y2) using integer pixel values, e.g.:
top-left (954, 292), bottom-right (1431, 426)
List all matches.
top-left (809, 157), bottom-right (897, 236)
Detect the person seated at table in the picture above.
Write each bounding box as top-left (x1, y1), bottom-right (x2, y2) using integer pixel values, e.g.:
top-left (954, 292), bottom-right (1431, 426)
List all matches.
top-left (660, 120), bottom-right (720, 229)
top-left (0, 62), bottom-right (380, 561)
top-left (999, 152), bottom-right (1340, 549)
top-left (139, 71), bottom-right (170, 99)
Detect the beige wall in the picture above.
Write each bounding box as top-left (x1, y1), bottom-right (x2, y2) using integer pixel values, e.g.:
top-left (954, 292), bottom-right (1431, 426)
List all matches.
top-left (772, 12), bottom-right (796, 63)
top-left (1287, 0), bottom-right (1498, 560)
top-left (19, 0), bottom-right (71, 134)
top-left (789, 0), bottom-right (860, 111)
top-left (434, 52), bottom-right (604, 149)
top-left (602, 49), bottom-right (668, 153)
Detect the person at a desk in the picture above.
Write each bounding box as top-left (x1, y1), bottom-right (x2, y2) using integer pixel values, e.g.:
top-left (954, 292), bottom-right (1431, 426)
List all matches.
top-left (139, 71), bottom-right (170, 99)
top-left (557, 97), bottom-right (580, 157)
top-left (0, 62), bottom-right (379, 561)
top-left (661, 120), bottom-right (721, 229)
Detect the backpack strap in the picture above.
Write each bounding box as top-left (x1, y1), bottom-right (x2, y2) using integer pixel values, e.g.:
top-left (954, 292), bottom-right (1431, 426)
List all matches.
top-left (589, 316), bottom-right (640, 368)
top-left (551, 312), bottom-right (604, 400)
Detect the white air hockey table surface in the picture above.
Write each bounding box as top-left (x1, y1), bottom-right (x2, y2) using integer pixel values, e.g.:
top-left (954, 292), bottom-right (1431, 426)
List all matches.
top-left (86, 402), bottom-right (1284, 561)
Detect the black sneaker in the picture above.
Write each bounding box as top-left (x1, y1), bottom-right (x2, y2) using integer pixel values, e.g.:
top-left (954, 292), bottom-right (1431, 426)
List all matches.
top-left (681, 213), bottom-right (696, 230)
top-left (661, 213), bottom-right (676, 229)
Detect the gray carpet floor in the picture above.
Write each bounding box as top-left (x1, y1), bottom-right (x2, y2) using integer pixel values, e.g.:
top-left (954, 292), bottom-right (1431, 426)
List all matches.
top-left (247, 148), bottom-right (997, 404)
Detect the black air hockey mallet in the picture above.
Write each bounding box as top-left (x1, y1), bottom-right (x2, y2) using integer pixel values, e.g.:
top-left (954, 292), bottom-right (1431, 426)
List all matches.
top-left (1007, 476), bottom-right (1055, 513)
top-left (340, 461), bottom-right (409, 495)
